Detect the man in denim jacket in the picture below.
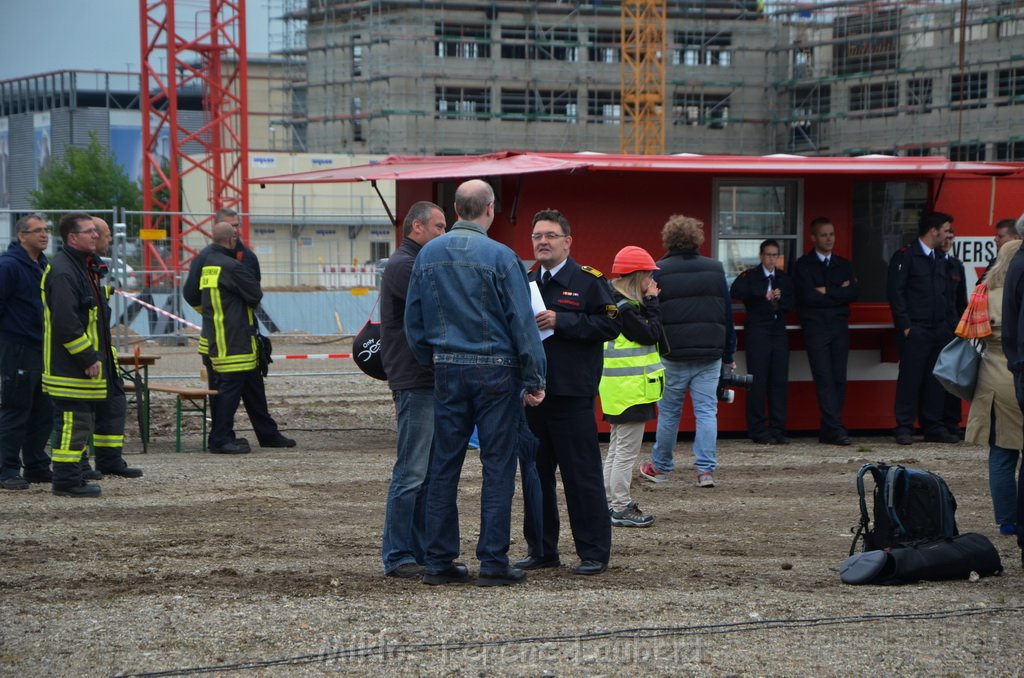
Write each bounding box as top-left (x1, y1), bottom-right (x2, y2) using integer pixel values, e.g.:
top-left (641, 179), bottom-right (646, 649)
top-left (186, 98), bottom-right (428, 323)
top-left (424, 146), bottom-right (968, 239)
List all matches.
top-left (405, 179), bottom-right (546, 587)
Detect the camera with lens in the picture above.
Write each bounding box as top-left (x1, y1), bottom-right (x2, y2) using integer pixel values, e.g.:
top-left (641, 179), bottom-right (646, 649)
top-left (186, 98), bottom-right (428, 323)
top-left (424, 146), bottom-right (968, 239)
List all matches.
top-left (717, 365), bottom-right (754, 403)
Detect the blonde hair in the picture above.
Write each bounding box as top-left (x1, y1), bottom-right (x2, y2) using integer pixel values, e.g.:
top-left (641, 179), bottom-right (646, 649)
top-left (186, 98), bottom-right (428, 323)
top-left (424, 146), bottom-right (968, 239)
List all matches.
top-left (612, 270), bottom-right (650, 304)
top-left (986, 239), bottom-right (1023, 290)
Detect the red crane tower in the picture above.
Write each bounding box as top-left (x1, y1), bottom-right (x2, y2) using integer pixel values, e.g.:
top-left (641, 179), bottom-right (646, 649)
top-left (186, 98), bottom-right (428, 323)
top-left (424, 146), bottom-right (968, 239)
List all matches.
top-left (138, 0), bottom-right (250, 280)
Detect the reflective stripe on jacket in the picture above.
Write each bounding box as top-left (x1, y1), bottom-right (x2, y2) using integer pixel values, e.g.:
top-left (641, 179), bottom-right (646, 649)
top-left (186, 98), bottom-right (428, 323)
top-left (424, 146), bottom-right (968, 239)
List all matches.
top-left (192, 246), bottom-right (262, 373)
top-left (599, 311), bottom-right (665, 416)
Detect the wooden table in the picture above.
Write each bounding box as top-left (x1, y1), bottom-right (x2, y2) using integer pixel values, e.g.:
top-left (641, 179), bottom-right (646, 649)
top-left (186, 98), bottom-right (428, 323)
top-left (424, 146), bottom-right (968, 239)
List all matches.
top-left (118, 353), bottom-right (160, 453)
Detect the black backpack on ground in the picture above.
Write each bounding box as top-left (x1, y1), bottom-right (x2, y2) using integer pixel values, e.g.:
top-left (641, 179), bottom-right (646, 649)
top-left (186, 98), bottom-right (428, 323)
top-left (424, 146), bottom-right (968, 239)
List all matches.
top-left (850, 462), bottom-right (958, 556)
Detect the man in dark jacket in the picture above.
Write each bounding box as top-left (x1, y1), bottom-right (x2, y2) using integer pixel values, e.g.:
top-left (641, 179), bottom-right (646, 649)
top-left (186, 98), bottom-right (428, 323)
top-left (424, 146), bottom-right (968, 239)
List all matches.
top-left (1000, 211), bottom-right (1024, 564)
top-left (886, 211), bottom-right (956, 445)
top-left (380, 201), bottom-right (446, 579)
top-left (640, 214), bottom-right (735, 488)
top-left (731, 239), bottom-right (796, 445)
top-left (938, 228), bottom-right (968, 437)
top-left (793, 217), bottom-right (859, 445)
top-left (183, 222), bottom-right (294, 453)
top-left (0, 214), bottom-right (53, 490)
top-left (516, 209), bottom-right (620, 576)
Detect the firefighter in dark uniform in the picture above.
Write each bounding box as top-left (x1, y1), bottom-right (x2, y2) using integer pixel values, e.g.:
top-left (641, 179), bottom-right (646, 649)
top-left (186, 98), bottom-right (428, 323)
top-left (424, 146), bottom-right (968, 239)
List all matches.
top-left (939, 227), bottom-right (968, 437)
top-left (76, 216), bottom-right (143, 481)
top-left (793, 218), bottom-right (859, 446)
top-left (183, 221), bottom-right (294, 454)
top-left (731, 239), bottom-right (795, 444)
top-left (42, 213), bottom-right (139, 497)
top-left (886, 211), bottom-right (957, 445)
top-left (514, 209), bottom-right (620, 576)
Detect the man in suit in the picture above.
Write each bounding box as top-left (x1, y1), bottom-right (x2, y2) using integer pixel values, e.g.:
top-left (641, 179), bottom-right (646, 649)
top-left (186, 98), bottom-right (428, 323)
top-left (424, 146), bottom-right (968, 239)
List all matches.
top-left (793, 218), bottom-right (859, 445)
top-left (886, 211), bottom-right (957, 445)
top-left (731, 239), bottom-right (795, 444)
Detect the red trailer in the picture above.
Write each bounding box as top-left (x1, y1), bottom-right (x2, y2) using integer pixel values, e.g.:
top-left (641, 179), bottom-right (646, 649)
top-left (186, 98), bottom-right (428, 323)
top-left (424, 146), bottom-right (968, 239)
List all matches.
top-left (256, 151), bottom-right (1024, 433)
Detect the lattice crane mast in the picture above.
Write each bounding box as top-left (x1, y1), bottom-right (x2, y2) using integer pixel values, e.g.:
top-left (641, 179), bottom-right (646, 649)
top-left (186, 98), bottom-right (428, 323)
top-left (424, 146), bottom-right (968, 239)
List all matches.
top-left (620, 0), bottom-right (667, 155)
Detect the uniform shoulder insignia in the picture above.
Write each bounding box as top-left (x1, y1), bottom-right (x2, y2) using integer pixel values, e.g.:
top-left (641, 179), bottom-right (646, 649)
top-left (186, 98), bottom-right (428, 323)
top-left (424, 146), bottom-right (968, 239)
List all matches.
top-left (581, 265), bottom-right (604, 278)
top-left (605, 304), bottom-right (618, 319)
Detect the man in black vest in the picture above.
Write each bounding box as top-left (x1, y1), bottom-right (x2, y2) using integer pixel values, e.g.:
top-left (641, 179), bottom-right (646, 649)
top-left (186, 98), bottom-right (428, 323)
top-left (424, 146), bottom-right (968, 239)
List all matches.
top-left (731, 239), bottom-right (795, 445)
top-left (793, 218), bottom-right (859, 446)
top-left (639, 214), bottom-right (735, 488)
top-left (516, 209), bottom-right (620, 576)
top-left (886, 211), bottom-right (957, 445)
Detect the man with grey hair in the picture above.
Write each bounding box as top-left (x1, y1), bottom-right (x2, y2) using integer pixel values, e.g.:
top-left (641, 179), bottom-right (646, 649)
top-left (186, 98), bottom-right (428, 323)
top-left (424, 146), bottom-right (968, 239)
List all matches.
top-left (0, 214), bottom-right (53, 489)
top-left (1001, 210), bottom-right (1024, 563)
top-left (406, 179), bottom-right (546, 587)
top-left (380, 200), bottom-right (446, 578)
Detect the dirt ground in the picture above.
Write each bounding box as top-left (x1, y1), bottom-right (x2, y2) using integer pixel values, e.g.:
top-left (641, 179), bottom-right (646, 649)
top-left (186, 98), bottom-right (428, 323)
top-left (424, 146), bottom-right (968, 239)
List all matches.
top-left (1, 338), bottom-right (1023, 677)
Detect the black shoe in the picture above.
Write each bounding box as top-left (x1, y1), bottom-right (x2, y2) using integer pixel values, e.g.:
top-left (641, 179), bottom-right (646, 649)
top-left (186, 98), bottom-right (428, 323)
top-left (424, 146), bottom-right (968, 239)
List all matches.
top-left (0, 476), bottom-right (29, 490)
top-left (820, 436), bottom-right (852, 446)
top-left (210, 440), bottom-right (251, 454)
top-left (751, 436), bottom-right (773, 445)
top-left (894, 432), bottom-right (913, 445)
top-left (261, 436), bottom-right (296, 448)
top-left (385, 563), bottom-right (424, 579)
top-left (97, 465), bottom-right (144, 478)
top-left (771, 435), bottom-right (791, 445)
top-left (23, 469), bottom-right (53, 484)
top-left (574, 560), bottom-right (608, 576)
top-left (82, 467), bottom-right (104, 481)
top-left (477, 567), bottom-right (527, 587)
top-left (924, 431), bottom-right (959, 444)
top-left (422, 563), bottom-right (470, 585)
top-left (513, 555), bottom-right (561, 570)
top-left (52, 482), bottom-right (102, 498)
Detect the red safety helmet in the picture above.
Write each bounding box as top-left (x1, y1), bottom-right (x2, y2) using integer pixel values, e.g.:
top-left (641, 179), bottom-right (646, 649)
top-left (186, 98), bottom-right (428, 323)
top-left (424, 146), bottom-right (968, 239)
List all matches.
top-left (611, 246), bottom-right (659, 276)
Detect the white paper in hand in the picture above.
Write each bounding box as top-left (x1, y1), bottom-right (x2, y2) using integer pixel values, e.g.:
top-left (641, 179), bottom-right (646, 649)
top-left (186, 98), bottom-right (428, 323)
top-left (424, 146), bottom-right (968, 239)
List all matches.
top-left (530, 281), bottom-right (553, 341)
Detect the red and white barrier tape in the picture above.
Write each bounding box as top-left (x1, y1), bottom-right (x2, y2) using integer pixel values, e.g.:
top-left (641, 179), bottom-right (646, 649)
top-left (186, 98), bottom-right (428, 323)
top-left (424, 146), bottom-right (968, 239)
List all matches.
top-left (272, 353), bottom-right (352, 360)
top-left (115, 290), bottom-right (202, 331)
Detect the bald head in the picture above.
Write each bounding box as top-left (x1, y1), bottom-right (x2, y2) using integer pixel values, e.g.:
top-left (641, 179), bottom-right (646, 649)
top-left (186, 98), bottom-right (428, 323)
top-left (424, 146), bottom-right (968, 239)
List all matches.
top-left (92, 216), bottom-right (111, 256)
top-left (212, 221), bottom-right (238, 247)
top-left (454, 179), bottom-right (495, 228)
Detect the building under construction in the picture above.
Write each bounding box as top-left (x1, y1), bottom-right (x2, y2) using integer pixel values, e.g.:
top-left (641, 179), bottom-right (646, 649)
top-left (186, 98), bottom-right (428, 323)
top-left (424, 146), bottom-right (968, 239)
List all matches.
top-left (271, 0), bottom-right (1024, 159)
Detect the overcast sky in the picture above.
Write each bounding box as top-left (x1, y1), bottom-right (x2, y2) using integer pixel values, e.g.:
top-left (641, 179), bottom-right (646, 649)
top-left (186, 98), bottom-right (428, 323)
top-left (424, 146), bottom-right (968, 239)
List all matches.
top-left (0, 0), bottom-right (272, 81)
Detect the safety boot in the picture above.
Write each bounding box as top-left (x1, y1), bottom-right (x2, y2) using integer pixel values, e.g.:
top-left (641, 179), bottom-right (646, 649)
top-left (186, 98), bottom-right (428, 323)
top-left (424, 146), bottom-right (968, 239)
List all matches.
top-left (52, 461), bottom-right (101, 498)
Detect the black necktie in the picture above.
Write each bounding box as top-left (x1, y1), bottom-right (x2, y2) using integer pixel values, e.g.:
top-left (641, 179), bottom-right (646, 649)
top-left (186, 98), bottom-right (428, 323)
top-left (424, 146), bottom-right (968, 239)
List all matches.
top-left (824, 257), bottom-right (830, 268)
top-left (542, 270), bottom-right (551, 286)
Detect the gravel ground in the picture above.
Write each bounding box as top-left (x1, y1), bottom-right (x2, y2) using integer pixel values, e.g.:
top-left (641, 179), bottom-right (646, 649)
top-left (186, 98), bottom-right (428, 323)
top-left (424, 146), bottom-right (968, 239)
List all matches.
top-left (1, 339), bottom-right (1023, 677)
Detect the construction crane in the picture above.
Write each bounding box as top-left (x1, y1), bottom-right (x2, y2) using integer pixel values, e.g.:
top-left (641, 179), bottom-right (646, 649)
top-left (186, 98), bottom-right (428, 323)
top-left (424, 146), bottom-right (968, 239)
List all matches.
top-left (138, 0), bottom-right (251, 280)
top-left (620, 0), bottom-right (667, 155)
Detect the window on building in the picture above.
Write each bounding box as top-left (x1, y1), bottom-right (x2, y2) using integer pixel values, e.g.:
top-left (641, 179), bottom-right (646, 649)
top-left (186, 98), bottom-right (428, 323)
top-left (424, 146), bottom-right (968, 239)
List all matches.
top-left (351, 97), bottom-right (363, 142)
top-left (833, 10), bottom-right (899, 75)
top-left (789, 85), bottom-right (830, 150)
top-left (370, 241), bottom-right (391, 262)
top-left (529, 89), bottom-right (578, 122)
top-left (672, 31), bottom-right (732, 67)
top-left (501, 27), bottom-right (527, 59)
top-left (590, 29), bottom-right (620, 63)
top-left (435, 86), bottom-right (491, 120)
top-left (671, 92), bottom-right (730, 128)
top-left (907, 78), bottom-right (933, 113)
top-left (997, 68), bottom-right (1024, 105)
top-left (851, 182), bottom-right (929, 302)
top-left (501, 89), bottom-right (527, 119)
top-left (587, 90), bottom-right (620, 124)
top-left (995, 141), bottom-right (1024, 160)
top-left (953, 11), bottom-right (990, 42)
top-left (500, 26), bottom-right (578, 61)
top-left (435, 23), bottom-right (491, 59)
top-left (999, 6), bottom-right (1024, 38)
top-left (849, 81), bottom-right (898, 117)
top-left (714, 180), bottom-right (799, 284)
top-left (352, 43), bottom-right (362, 77)
top-left (901, 144), bottom-right (944, 157)
top-left (949, 142), bottom-right (986, 161)
top-left (950, 72), bottom-right (988, 109)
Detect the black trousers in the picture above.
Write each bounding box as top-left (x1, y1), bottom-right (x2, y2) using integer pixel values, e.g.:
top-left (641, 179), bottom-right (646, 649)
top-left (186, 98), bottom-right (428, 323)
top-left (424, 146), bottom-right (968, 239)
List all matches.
top-left (894, 326), bottom-right (947, 436)
top-left (91, 388), bottom-right (128, 470)
top-left (0, 341), bottom-right (52, 479)
top-left (802, 318), bottom-right (850, 441)
top-left (745, 324), bottom-right (790, 439)
top-left (524, 395), bottom-right (611, 564)
top-left (206, 363), bottom-right (281, 447)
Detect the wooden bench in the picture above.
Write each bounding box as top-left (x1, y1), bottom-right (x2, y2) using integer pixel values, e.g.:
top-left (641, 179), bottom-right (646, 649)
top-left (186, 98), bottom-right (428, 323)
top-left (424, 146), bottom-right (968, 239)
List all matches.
top-left (147, 385), bottom-right (218, 453)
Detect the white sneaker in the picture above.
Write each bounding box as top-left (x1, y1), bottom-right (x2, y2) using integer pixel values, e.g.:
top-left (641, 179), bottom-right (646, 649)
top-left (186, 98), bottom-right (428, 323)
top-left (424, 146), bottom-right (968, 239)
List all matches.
top-left (697, 472), bottom-right (715, 488)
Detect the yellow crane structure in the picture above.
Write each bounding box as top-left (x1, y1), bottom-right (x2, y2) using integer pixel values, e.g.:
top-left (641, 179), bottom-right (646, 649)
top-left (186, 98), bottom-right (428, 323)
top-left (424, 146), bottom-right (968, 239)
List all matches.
top-left (620, 0), bottom-right (667, 155)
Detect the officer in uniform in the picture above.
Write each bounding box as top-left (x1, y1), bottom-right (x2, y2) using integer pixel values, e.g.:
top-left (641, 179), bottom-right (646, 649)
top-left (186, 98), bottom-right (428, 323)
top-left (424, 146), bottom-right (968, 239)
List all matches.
top-left (76, 216), bottom-right (143, 480)
top-left (793, 218), bottom-right (859, 446)
top-left (731, 239), bottom-right (795, 444)
top-left (939, 227), bottom-right (968, 437)
top-left (183, 222), bottom-right (294, 453)
top-left (886, 211), bottom-right (957, 445)
top-left (515, 209), bottom-right (620, 576)
top-left (42, 213), bottom-right (128, 497)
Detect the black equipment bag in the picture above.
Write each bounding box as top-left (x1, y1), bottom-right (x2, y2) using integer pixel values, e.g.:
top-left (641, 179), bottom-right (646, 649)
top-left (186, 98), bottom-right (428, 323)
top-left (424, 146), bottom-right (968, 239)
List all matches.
top-left (256, 333), bottom-right (273, 377)
top-left (840, 533), bottom-right (1002, 585)
top-left (352, 320), bottom-right (386, 381)
top-left (851, 462), bottom-right (958, 555)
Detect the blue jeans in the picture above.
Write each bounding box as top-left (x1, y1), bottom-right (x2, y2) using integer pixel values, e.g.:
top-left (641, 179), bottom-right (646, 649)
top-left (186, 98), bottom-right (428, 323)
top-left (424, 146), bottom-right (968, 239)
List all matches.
top-left (650, 358), bottom-right (720, 475)
top-left (381, 388), bottom-right (434, 573)
top-left (988, 444), bottom-right (1020, 526)
top-left (424, 363), bottom-right (521, 575)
